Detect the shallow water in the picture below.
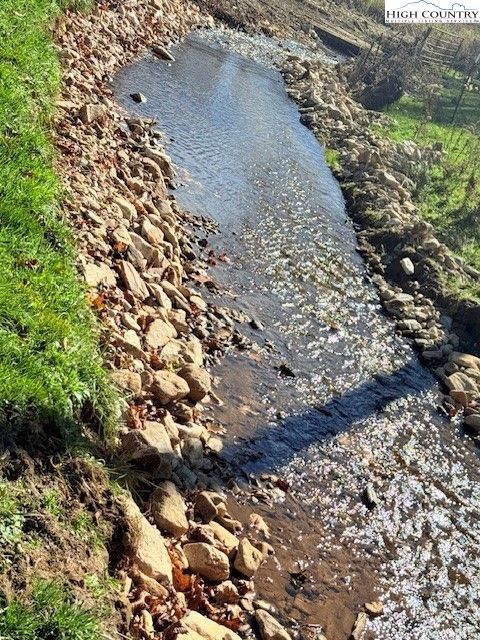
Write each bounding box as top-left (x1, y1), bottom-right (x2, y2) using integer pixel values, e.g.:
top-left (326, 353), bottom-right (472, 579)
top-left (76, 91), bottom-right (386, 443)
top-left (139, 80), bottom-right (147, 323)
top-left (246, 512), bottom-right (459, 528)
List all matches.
top-left (114, 32), bottom-right (480, 640)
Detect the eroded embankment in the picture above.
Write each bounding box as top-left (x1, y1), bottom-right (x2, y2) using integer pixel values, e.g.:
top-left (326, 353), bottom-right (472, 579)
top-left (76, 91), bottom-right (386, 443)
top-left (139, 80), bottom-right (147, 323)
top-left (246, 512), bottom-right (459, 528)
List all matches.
top-left (282, 58), bottom-right (480, 437)
top-left (55, 2), bottom-right (290, 640)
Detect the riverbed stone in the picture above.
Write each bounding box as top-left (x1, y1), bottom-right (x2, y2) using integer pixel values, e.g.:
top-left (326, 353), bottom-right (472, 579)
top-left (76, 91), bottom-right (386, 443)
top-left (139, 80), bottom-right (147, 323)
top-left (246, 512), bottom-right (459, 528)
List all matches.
top-left (209, 521), bottom-right (239, 558)
top-left (183, 542), bottom-right (230, 582)
top-left (255, 610), bottom-right (291, 640)
top-left (151, 370), bottom-right (190, 404)
top-left (451, 352), bottom-right (480, 371)
top-left (182, 611), bottom-right (241, 640)
top-left (151, 481), bottom-right (188, 537)
top-left (464, 414), bottom-right (480, 433)
top-left (178, 363), bottom-right (211, 401)
top-left (234, 538), bottom-right (264, 577)
top-left (195, 491), bottom-right (219, 522)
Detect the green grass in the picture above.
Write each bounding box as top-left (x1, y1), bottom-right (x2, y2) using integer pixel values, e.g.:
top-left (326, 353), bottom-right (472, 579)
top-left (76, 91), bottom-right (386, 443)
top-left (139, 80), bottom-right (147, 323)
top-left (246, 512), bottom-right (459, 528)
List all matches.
top-left (0, 0), bottom-right (116, 438)
top-left (0, 581), bottom-right (102, 640)
top-left (378, 94), bottom-right (480, 297)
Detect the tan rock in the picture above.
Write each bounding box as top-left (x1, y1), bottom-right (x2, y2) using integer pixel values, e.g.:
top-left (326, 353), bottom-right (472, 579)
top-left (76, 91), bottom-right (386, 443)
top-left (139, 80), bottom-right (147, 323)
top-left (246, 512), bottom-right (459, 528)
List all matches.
top-left (122, 498), bottom-right (172, 585)
top-left (178, 364), bottom-right (211, 401)
top-left (182, 610), bottom-right (241, 640)
top-left (183, 542), bottom-right (230, 582)
top-left (79, 103), bottom-right (107, 124)
top-left (195, 492), bottom-right (218, 523)
top-left (142, 218), bottom-right (164, 245)
top-left (121, 421), bottom-right (176, 478)
top-left (115, 196), bottom-right (137, 222)
top-left (445, 372), bottom-right (478, 393)
top-left (111, 369), bottom-right (142, 396)
top-left (209, 521), bottom-right (239, 558)
top-left (255, 610), bottom-right (291, 640)
top-left (151, 370), bottom-right (189, 405)
top-left (351, 612), bottom-right (368, 640)
top-left (118, 260), bottom-right (149, 300)
top-left (234, 538), bottom-right (264, 577)
top-left (145, 318), bottom-right (177, 350)
top-left (83, 262), bottom-right (116, 287)
top-left (149, 283), bottom-right (173, 310)
top-left (150, 481), bottom-right (188, 537)
top-left (451, 352), bottom-right (480, 371)
top-left (364, 601), bottom-right (384, 617)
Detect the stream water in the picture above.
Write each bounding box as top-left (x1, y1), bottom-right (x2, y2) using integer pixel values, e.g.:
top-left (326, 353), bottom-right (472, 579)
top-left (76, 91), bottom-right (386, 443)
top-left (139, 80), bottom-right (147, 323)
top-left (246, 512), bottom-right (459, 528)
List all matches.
top-left (114, 32), bottom-right (480, 640)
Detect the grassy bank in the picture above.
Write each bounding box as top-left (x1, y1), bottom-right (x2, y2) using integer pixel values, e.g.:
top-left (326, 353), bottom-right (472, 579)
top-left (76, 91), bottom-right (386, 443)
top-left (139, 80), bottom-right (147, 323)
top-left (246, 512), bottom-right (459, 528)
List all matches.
top-left (378, 95), bottom-right (480, 297)
top-left (0, 1), bottom-right (123, 634)
top-left (0, 0), bottom-right (116, 436)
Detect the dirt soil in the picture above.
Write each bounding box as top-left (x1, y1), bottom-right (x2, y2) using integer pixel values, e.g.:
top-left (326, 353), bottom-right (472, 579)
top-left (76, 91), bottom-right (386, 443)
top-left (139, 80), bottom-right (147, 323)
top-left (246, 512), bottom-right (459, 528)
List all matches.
top-left (196, 0), bottom-right (386, 45)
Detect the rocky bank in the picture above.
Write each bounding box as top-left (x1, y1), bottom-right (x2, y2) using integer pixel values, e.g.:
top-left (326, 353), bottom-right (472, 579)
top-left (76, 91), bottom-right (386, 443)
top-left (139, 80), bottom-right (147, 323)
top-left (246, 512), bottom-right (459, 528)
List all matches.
top-left (55, 2), bottom-right (292, 639)
top-left (281, 57), bottom-right (480, 437)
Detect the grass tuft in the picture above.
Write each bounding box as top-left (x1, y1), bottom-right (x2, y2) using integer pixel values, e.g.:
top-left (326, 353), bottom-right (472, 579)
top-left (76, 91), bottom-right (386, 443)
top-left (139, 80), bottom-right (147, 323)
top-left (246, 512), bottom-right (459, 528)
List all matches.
top-left (0, 0), bottom-right (116, 439)
top-left (0, 581), bottom-right (102, 640)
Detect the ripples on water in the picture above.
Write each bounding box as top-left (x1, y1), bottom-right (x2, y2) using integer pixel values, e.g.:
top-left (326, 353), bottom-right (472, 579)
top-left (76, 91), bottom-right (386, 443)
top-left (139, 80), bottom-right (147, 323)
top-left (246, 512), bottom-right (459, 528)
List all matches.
top-left (114, 32), bottom-right (480, 640)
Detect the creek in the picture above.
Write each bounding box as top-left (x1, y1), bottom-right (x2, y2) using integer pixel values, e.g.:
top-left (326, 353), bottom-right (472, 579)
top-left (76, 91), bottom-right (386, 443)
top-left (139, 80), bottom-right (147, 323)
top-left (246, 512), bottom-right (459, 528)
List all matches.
top-left (114, 31), bottom-right (480, 640)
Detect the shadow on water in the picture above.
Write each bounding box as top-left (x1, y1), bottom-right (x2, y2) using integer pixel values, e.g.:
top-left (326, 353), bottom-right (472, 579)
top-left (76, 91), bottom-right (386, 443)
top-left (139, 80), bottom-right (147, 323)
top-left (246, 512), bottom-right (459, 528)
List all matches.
top-left (218, 359), bottom-right (440, 475)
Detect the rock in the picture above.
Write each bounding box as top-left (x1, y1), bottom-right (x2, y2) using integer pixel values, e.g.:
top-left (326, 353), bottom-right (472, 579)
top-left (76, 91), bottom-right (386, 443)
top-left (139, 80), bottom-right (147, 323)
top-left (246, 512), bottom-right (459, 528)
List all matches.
top-left (118, 260), bottom-right (149, 300)
top-left (79, 103), bottom-right (107, 124)
top-left (195, 492), bottom-right (218, 522)
top-left (351, 612), bottom-right (368, 640)
top-left (450, 389), bottom-right (471, 408)
top-left (142, 218), bottom-right (163, 246)
top-left (182, 611), bottom-right (241, 640)
top-left (215, 580), bottom-right (239, 604)
top-left (115, 196), bottom-right (137, 223)
top-left (150, 481), bottom-right (188, 537)
top-left (451, 352), bottom-right (480, 371)
top-left (464, 414), bottom-right (480, 433)
top-left (144, 319), bottom-right (177, 350)
top-left (182, 437), bottom-right (205, 468)
top-left (400, 257), bottom-right (415, 275)
top-left (121, 421), bottom-right (176, 478)
top-left (255, 610), bottom-right (291, 640)
top-left (178, 364), bottom-right (211, 401)
top-left (444, 371), bottom-right (478, 393)
top-left (183, 542), bottom-right (230, 582)
top-left (209, 521), bottom-right (239, 558)
top-left (83, 262), bottom-right (116, 287)
top-left (131, 92), bottom-right (147, 103)
top-left (111, 369), bottom-right (142, 396)
top-left (363, 483), bottom-right (381, 509)
top-left (151, 370), bottom-right (190, 405)
top-left (122, 498), bottom-right (172, 585)
top-left (152, 44), bottom-right (175, 61)
top-left (234, 538), bottom-right (264, 577)
top-left (364, 601), bottom-right (384, 617)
